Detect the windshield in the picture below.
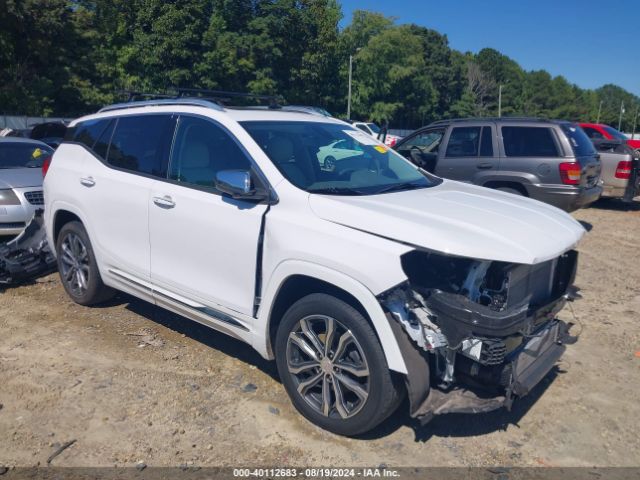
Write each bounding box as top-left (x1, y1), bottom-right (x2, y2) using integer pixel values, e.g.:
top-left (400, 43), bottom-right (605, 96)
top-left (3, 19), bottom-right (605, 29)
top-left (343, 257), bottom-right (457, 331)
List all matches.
top-left (0, 142), bottom-right (53, 169)
top-left (241, 121), bottom-right (441, 195)
top-left (603, 126), bottom-right (628, 141)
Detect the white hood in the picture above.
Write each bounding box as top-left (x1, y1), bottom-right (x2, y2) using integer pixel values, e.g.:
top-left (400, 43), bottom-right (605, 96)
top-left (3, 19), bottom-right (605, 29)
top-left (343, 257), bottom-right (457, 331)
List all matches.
top-left (309, 180), bottom-right (585, 265)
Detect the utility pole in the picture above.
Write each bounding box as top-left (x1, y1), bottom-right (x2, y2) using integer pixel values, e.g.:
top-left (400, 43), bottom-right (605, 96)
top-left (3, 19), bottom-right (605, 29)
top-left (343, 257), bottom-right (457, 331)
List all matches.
top-left (498, 85), bottom-right (503, 117)
top-left (596, 100), bottom-right (603, 123)
top-left (347, 54), bottom-right (353, 120)
top-left (632, 105), bottom-right (639, 140)
top-left (618, 100), bottom-right (625, 131)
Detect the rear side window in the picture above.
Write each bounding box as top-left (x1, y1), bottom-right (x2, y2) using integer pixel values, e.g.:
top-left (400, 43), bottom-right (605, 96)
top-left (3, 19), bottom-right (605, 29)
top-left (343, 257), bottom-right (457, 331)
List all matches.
top-left (107, 115), bottom-right (174, 177)
top-left (502, 127), bottom-right (560, 157)
top-left (561, 125), bottom-right (596, 157)
top-left (71, 119), bottom-right (112, 151)
top-left (446, 127), bottom-right (480, 157)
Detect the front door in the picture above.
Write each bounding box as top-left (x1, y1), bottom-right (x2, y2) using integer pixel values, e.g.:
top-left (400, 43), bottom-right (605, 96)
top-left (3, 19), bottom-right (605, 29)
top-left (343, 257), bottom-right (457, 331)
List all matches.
top-left (149, 115), bottom-right (268, 325)
top-left (439, 125), bottom-right (497, 182)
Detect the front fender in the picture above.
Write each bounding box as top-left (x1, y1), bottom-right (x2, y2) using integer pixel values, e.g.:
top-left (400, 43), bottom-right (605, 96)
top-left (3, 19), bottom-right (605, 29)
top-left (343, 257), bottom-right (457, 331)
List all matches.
top-left (255, 259), bottom-right (408, 374)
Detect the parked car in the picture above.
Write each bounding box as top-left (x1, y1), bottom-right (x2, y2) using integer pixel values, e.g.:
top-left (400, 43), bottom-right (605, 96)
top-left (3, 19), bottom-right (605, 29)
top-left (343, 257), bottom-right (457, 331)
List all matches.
top-left (316, 138), bottom-right (364, 171)
top-left (30, 121), bottom-right (68, 149)
top-left (0, 138), bottom-right (52, 236)
top-left (394, 117), bottom-right (602, 212)
top-left (579, 122), bottom-right (640, 151)
top-left (590, 138), bottom-right (639, 201)
top-left (44, 97), bottom-right (584, 435)
top-left (352, 121), bottom-right (401, 147)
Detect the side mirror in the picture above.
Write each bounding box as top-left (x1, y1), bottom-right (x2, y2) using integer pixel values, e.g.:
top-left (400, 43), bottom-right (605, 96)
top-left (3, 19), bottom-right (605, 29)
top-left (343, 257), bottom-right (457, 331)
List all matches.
top-left (215, 170), bottom-right (266, 201)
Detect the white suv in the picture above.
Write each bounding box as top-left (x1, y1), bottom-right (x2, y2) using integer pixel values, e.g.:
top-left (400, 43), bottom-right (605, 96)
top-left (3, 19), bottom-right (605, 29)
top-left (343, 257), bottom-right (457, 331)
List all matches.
top-left (44, 97), bottom-right (585, 435)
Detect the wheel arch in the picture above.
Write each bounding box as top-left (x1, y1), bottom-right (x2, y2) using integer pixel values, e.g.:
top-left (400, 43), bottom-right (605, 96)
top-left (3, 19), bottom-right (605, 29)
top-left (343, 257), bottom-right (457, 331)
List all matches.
top-left (255, 261), bottom-right (408, 374)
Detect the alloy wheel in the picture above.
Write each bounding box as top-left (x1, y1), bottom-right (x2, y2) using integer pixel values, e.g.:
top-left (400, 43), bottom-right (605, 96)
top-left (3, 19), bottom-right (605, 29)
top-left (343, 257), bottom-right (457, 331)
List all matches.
top-left (286, 315), bottom-right (370, 419)
top-left (59, 232), bottom-right (90, 297)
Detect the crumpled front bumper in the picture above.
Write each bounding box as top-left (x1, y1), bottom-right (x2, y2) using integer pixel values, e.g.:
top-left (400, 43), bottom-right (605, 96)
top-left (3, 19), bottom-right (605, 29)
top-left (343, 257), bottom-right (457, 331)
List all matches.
top-left (390, 314), bottom-right (576, 424)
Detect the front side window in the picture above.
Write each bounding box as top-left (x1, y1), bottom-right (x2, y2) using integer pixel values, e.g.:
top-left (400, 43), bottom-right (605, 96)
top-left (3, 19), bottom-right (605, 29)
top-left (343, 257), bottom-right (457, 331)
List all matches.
top-left (399, 129), bottom-right (445, 153)
top-left (107, 114), bottom-right (174, 177)
top-left (502, 126), bottom-right (560, 157)
top-left (169, 116), bottom-right (251, 190)
top-left (445, 127), bottom-right (481, 157)
top-left (241, 121), bottom-right (441, 195)
top-left (0, 142), bottom-right (54, 168)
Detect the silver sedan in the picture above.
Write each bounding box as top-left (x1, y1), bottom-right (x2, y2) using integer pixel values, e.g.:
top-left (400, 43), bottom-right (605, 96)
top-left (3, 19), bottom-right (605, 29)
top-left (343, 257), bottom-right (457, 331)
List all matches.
top-left (0, 138), bottom-right (53, 236)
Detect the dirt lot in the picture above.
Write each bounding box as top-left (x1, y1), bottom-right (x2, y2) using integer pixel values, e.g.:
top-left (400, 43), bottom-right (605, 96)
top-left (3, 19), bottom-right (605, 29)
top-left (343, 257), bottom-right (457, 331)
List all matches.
top-left (1, 200), bottom-right (639, 469)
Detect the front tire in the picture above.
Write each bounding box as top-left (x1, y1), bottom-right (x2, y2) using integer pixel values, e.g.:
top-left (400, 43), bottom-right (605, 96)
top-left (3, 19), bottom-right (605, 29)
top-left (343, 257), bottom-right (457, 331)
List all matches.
top-left (275, 293), bottom-right (402, 436)
top-left (56, 221), bottom-right (115, 306)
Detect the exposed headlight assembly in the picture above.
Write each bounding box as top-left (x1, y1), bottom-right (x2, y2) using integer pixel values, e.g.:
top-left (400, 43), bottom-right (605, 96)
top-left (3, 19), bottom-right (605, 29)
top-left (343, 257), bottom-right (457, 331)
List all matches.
top-left (0, 189), bottom-right (21, 206)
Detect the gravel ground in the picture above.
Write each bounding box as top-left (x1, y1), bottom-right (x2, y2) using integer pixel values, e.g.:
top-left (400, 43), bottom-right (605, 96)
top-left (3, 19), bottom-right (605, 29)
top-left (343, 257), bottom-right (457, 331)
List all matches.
top-left (0, 199), bottom-right (639, 468)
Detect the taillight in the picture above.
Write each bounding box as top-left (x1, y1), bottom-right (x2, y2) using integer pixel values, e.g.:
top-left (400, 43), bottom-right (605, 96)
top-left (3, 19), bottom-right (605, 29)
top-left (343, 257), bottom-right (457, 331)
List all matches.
top-left (559, 162), bottom-right (581, 185)
top-left (42, 155), bottom-right (52, 177)
top-left (615, 160), bottom-right (632, 179)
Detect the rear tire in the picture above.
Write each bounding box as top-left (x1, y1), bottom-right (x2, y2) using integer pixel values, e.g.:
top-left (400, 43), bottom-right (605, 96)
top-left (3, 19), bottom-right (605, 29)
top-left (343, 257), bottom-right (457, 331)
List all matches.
top-left (56, 221), bottom-right (115, 306)
top-left (275, 293), bottom-right (402, 436)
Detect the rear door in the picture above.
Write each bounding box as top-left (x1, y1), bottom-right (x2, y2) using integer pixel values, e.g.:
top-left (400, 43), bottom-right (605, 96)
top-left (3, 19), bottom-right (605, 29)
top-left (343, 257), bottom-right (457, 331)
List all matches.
top-left (78, 113), bottom-right (175, 297)
top-left (438, 124), bottom-right (496, 182)
top-left (499, 125), bottom-right (563, 185)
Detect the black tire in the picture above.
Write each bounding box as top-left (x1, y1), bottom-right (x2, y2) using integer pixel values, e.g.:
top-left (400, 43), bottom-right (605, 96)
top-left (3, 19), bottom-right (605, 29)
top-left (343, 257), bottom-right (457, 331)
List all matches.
top-left (275, 293), bottom-right (402, 436)
top-left (55, 221), bottom-right (115, 306)
top-left (495, 186), bottom-right (525, 196)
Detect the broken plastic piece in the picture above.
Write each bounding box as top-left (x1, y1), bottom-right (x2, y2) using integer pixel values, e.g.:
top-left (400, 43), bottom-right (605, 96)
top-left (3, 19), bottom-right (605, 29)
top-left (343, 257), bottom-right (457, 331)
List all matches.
top-left (0, 210), bottom-right (56, 285)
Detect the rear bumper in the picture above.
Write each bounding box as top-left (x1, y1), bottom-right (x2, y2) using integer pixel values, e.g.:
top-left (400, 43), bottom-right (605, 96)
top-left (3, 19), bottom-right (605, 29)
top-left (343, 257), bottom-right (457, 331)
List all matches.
top-left (0, 188), bottom-right (42, 236)
top-left (527, 183), bottom-right (602, 212)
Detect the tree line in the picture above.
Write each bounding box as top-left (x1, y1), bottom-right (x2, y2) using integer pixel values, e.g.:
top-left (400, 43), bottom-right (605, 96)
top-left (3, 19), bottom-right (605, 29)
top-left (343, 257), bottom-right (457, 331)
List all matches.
top-left (2, 0), bottom-right (639, 131)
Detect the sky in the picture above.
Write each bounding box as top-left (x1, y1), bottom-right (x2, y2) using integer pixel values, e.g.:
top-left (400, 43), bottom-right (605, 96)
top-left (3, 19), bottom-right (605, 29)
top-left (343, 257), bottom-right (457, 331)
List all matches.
top-left (339, 0), bottom-right (640, 96)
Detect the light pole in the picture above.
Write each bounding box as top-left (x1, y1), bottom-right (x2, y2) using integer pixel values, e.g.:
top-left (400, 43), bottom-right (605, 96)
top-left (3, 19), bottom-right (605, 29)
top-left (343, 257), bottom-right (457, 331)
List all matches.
top-left (596, 100), bottom-right (603, 123)
top-left (347, 54), bottom-right (353, 120)
top-left (347, 48), bottom-right (361, 120)
top-left (498, 85), bottom-right (503, 117)
top-left (618, 100), bottom-right (625, 131)
top-left (632, 105), bottom-right (639, 140)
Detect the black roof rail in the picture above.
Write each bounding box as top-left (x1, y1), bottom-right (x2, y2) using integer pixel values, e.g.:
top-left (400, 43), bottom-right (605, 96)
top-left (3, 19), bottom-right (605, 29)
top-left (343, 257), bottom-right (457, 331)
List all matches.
top-left (175, 88), bottom-right (283, 108)
top-left (429, 116), bottom-right (552, 125)
top-left (99, 98), bottom-right (224, 113)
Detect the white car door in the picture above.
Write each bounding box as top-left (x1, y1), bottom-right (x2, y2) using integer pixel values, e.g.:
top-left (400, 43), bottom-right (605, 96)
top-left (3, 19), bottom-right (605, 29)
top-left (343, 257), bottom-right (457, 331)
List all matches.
top-left (77, 114), bottom-right (175, 297)
top-left (149, 115), bottom-right (268, 327)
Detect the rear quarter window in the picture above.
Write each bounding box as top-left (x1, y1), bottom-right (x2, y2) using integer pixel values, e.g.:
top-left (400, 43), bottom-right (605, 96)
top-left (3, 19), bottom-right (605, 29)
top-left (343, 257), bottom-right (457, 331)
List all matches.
top-left (561, 125), bottom-right (596, 157)
top-left (502, 126), bottom-right (560, 157)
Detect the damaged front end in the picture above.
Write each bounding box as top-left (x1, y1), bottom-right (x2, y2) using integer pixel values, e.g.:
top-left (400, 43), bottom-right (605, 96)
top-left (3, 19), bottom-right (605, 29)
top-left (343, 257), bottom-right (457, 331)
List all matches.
top-left (0, 210), bottom-right (56, 285)
top-left (379, 249), bottom-right (580, 424)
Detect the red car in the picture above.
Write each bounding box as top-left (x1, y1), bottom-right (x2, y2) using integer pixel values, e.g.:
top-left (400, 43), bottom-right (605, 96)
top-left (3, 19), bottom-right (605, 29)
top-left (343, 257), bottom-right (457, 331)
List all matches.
top-left (579, 123), bottom-right (640, 150)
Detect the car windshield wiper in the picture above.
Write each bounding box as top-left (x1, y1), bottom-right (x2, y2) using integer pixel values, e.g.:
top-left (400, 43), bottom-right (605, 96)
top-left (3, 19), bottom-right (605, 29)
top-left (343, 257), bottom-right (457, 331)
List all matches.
top-left (373, 181), bottom-right (427, 195)
top-left (308, 186), bottom-right (368, 195)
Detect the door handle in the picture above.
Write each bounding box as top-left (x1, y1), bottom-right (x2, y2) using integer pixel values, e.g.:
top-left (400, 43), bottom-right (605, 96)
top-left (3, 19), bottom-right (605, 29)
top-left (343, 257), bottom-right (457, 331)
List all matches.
top-left (80, 176), bottom-right (95, 187)
top-left (477, 162), bottom-right (494, 169)
top-left (152, 195), bottom-right (175, 208)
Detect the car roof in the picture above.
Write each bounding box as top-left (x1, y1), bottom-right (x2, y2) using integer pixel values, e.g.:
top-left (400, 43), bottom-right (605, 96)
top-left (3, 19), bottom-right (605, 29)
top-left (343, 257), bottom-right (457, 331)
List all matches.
top-left (73, 98), bottom-right (349, 127)
top-left (0, 137), bottom-right (52, 148)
